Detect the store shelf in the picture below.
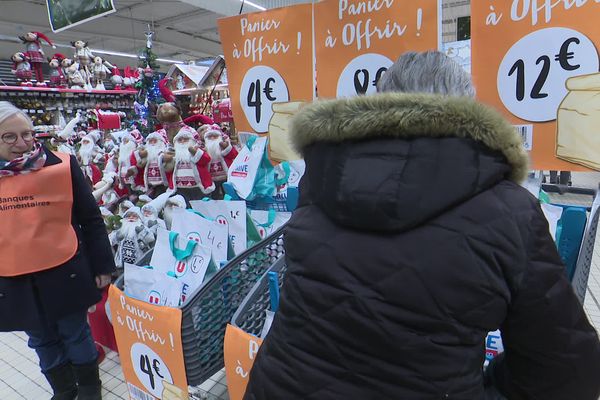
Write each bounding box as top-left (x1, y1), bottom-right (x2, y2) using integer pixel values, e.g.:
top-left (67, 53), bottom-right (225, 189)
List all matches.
top-left (0, 85), bottom-right (137, 95)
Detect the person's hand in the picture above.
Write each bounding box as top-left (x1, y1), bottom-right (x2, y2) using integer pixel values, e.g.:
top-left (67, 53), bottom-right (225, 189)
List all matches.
top-left (95, 274), bottom-right (112, 289)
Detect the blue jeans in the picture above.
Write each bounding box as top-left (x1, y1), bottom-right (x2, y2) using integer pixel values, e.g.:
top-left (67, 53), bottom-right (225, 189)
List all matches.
top-left (25, 311), bottom-right (98, 373)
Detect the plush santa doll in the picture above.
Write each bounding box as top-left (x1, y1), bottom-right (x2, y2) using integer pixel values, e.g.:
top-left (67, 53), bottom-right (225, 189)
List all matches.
top-left (204, 126), bottom-right (238, 199)
top-left (162, 130), bottom-right (215, 203)
top-left (130, 131), bottom-right (168, 194)
top-left (116, 132), bottom-right (138, 189)
top-left (141, 191), bottom-right (171, 235)
top-left (161, 195), bottom-right (187, 230)
top-left (114, 207), bottom-right (155, 267)
top-left (19, 31), bottom-right (56, 85)
top-left (78, 133), bottom-right (103, 186)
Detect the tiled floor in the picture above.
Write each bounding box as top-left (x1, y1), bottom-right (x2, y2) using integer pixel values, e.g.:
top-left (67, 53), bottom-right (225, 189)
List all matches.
top-left (1, 173), bottom-right (599, 400)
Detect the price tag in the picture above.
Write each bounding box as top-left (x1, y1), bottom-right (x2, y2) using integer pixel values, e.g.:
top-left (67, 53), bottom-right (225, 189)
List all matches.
top-left (498, 27), bottom-right (599, 122)
top-left (337, 53), bottom-right (393, 98)
top-left (240, 66), bottom-right (289, 133)
top-left (130, 343), bottom-right (173, 398)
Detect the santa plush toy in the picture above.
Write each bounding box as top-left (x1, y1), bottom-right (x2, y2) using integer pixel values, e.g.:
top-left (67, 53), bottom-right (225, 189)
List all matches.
top-left (114, 207), bottom-right (155, 267)
top-left (141, 191), bottom-right (171, 235)
top-left (155, 102), bottom-right (199, 144)
top-left (131, 131), bottom-right (168, 194)
top-left (78, 132), bottom-right (103, 186)
top-left (162, 130), bottom-right (215, 203)
top-left (204, 125), bottom-right (238, 195)
top-left (161, 195), bottom-right (187, 230)
top-left (116, 132), bottom-right (138, 190)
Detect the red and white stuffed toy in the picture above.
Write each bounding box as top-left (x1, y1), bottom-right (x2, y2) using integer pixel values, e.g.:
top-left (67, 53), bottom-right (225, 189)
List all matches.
top-left (78, 132), bottom-right (103, 186)
top-left (11, 52), bottom-right (32, 86)
top-left (19, 31), bottom-right (56, 85)
top-left (47, 53), bottom-right (68, 88)
top-left (116, 132), bottom-right (138, 190)
top-left (203, 126), bottom-right (238, 183)
top-left (130, 132), bottom-right (168, 192)
top-left (162, 130), bottom-right (214, 194)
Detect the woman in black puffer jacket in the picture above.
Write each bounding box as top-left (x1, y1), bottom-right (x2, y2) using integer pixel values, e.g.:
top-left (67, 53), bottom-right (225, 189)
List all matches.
top-left (243, 51), bottom-right (600, 400)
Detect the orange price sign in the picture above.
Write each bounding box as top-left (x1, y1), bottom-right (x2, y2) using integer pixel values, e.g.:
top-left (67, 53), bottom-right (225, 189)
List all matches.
top-left (218, 4), bottom-right (315, 134)
top-left (108, 285), bottom-right (188, 400)
top-left (472, 1), bottom-right (600, 171)
top-left (224, 324), bottom-right (263, 400)
top-left (314, 0), bottom-right (440, 99)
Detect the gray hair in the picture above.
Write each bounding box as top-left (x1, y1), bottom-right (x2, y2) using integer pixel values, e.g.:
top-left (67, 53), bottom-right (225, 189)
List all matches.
top-left (0, 101), bottom-right (32, 127)
top-left (377, 51), bottom-right (475, 97)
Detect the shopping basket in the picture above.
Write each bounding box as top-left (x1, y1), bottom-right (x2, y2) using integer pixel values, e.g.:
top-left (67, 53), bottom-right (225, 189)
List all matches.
top-left (116, 225), bottom-right (286, 386)
top-left (542, 183), bottom-right (600, 303)
top-left (230, 256), bottom-right (288, 336)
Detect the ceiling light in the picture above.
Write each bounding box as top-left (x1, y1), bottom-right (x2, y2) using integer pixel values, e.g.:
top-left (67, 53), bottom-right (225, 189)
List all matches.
top-left (241, 0), bottom-right (267, 11)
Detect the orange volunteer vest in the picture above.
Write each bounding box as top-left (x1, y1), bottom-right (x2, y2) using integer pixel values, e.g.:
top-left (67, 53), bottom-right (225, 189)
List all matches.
top-left (0, 152), bottom-right (78, 276)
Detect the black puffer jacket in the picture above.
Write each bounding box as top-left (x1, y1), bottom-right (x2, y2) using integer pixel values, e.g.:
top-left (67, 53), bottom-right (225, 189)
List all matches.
top-left (244, 94), bottom-right (600, 400)
top-left (0, 148), bottom-right (116, 331)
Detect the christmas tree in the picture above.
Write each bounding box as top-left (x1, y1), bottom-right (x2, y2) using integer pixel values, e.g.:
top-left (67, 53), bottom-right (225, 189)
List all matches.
top-left (133, 26), bottom-right (166, 134)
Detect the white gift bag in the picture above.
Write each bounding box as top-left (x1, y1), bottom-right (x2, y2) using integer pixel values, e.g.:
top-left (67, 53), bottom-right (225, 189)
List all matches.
top-left (227, 135), bottom-right (268, 199)
top-left (171, 208), bottom-right (228, 264)
top-left (124, 263), bottom-right (182, 308)
top-left (150, 228), bottom-right (216, 304)
top-left (190, 200), bottom-right (247, 257)
top-left (249, 209), bottom-right (292, 239)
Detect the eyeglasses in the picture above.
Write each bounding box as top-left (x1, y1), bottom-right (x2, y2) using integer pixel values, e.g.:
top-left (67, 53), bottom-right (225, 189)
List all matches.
top-left (1, 131), bottom-right (35, 144)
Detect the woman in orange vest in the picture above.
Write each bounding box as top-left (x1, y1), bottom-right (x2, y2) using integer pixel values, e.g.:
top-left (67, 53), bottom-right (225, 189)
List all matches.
top-left (0, 101), bottom-right (115, 400)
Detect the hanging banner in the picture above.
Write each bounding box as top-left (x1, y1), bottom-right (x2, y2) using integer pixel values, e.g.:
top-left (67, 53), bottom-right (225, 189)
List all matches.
top-left (46, 0), bottom-right (117, 33)
top-left (108, 285), bottom-right (188, 400)
top-left (314, 0), bottom-right (441, 99)
top-left (224, 324), bottom-right (263, 400)
top-left (472, 2), bottom-right (600, 171)
top-left (218, 4), bottom-right (315, 134)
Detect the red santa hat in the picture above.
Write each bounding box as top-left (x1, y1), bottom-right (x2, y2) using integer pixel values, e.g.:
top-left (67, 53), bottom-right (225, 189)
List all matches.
top-left (51, 53), bottom-right (66, 62)
top-left (145, 131), bottom-right (167, 145)
top-left (33, 32), bottom-right (56, 48)
top-left (204, 125), bottom-right (223, 140)
top-left (158, 78), bottom-right (177, 103)
top-left (183, 114), bottom-right (214, 127)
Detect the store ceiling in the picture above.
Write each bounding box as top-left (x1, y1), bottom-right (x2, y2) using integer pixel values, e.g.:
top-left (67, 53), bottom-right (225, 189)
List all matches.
top-left (0, 0), bottom-right (312, 71)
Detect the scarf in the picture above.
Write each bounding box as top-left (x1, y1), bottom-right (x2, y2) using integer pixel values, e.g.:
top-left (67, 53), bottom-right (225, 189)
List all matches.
top-left (0, 142), bottom-right (47, 178)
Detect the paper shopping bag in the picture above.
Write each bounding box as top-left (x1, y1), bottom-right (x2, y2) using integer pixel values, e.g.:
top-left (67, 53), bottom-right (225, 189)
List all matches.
top-left (190, 199), bottom-right (247, 257)
top-left (171, 208), bottom-right (228, 264)
top-left (228, 135), bottom-right (267, 199)
top-left (249, 209), bottom-right (291, 239)
top-left (124, 263), bottom-right (182, 307)
top-left (556, 72), bottom-right (600, 170)
top-left (150, 228), bottom-right (217, 304)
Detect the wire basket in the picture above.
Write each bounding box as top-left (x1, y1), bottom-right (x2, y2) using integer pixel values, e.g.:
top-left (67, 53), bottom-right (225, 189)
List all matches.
top-left (231, 256), bottom-right (288, 336)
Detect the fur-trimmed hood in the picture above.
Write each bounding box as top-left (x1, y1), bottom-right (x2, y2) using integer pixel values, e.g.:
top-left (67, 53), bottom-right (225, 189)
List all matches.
top-left (291, 93), bottom-right (528, 183)
top-left (293, 93), bottom-right (530, 233)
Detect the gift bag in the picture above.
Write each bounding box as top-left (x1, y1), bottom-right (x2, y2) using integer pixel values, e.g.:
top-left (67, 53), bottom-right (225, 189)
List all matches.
top-left (249, 209), bottom-right (292, 239)
top-left (556, 72), bottom-right (600, 170)
top-left (171, 208), bottom-right (228, 264)
top-left (273, 160), bottom-right (304, 206)
top-left (150, 228), bottom-right (217, 304)
top-left (268, 101), bottom-right (305, 163)
top-left (190, 199), bottom-right (247, 257)
top-left (124, 263), bottom-right (182, 307)
top-left (228, 135), bottom-right (267, 199)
